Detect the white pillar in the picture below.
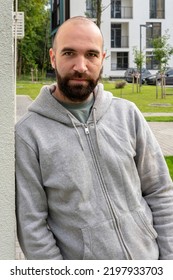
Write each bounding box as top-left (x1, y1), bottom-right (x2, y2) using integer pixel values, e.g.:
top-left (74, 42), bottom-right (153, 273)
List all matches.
top-left (0, 0), bottom-right (15, 259)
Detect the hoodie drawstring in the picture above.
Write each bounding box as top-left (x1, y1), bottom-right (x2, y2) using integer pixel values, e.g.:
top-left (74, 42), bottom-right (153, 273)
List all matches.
top-left (93, 107), bottom-right (100, 154)
top-left (68, 113), bottom-right (84, 151)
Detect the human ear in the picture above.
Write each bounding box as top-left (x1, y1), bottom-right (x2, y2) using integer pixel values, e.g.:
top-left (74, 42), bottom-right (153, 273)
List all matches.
top-left (102, 51), bottom-right (106, 61)
top-left (49, 48), bottom-right (56, 69)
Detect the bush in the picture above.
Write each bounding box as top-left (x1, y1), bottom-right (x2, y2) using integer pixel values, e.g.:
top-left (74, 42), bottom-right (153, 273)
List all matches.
top-left (115, 80), bottom-right (126, 89)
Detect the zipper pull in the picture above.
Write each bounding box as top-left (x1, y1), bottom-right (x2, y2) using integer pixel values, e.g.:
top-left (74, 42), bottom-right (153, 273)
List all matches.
top-left (84, 125), bottom-right (89, 135)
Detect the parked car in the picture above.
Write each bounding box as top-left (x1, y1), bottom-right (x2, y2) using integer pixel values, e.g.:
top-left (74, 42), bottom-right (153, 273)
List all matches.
top-left (145, 68), bottom-right (173, 85)
top-left (124, 68), bottom-right (151, 83)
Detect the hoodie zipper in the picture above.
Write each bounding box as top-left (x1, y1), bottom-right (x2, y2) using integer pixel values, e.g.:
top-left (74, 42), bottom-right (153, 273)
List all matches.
top-left (84, 125), bottom-right (89, 135)
top-left (83, 124), bottom-right (132, 260)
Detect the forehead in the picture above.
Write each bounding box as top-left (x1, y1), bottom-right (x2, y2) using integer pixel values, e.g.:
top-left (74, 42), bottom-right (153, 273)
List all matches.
top-left (54, 21), bottom-right (103, 51)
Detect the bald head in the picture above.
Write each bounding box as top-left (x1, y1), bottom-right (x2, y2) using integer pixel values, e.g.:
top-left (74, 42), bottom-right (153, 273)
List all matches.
top-left (49, 16), bottom-right (106, 103)
top-left (53, 16), bottom-right (104, 50)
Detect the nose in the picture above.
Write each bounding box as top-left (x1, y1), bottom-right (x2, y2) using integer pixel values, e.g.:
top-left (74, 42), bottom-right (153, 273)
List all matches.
top-left (73, 56), bottom-right (88, 73)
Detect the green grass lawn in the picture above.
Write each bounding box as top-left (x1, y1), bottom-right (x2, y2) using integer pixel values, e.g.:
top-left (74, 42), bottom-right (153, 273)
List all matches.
top-left (16, 79), bottom-right (173, 113)
top-left (165, 156), bottom-right (173, 180)
top-left (103, 81), bottom-right (173, 113)
top-left (145, 116), bottom-right (173, 122)
top-left (16, 80), bottom-right (51, 100)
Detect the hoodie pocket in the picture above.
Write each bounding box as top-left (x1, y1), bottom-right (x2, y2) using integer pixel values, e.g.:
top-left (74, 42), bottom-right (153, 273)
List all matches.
top-left (81, 211), bottom-right (159, 260)
top-left (119, 210), bottom-right (159, 259)
top-left (134, 210), bottom-right (158, 239)
top-left (81, 219), bottom-right (126, 260)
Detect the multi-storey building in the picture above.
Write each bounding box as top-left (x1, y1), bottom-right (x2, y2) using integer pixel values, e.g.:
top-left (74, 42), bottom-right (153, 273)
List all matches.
top-left (50, 0), bottom-right (173, 78)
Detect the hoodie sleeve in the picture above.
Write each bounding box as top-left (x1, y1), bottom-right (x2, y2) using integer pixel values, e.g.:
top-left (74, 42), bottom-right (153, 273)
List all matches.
top-left (15, 133), bottom-right (63, 260)
top-left (134, 108), bottom-right (173, 260)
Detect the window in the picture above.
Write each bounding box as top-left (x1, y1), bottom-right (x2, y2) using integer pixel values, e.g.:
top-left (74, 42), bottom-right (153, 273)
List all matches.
top-left (111, 0), bottom-right (121, 18)
top-left (146, 52), bottom-right (159, 70)
top-left (111, 24), bottom-right (121, 48)
top-left (111, 52), bottom-right (128, 70)
top-left (117, 52), bottom-right (128, 69)
top-left (146, 22), bottom-right (161, 48)
top-left (111, 24), bottom-right (128, 48)
top-left (117, 52), bottom-right (128, 70)
top-left (86, 0), bottom-right (97, 18)
top-left (51, 0), bottom-right (60, 30)
top-left (111, 0), bottom-right (133, 19)
top-left (150, 0), bottom-right (165, 19)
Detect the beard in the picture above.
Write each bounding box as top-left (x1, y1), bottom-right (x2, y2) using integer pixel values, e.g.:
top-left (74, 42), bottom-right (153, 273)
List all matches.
top-left (55, 68), bottom-right (102, 102)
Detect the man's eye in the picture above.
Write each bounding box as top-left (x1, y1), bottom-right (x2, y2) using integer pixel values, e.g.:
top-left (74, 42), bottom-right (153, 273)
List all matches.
top-left (87, 53), bottom-right (98, 58)
top-left (63, 52), bottom-right (74, 56)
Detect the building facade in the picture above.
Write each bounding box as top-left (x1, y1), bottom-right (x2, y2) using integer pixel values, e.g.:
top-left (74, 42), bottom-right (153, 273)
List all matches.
top-left (50, 0), bottom-right (173, 78)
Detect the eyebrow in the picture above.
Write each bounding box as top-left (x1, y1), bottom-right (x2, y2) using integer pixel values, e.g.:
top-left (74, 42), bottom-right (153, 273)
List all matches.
top-left (87, 49), bottom-right (100, 54)
top-left (60, 47), bottom-right (100, 54)
top-left (60, 48), bottom-right (76, 54)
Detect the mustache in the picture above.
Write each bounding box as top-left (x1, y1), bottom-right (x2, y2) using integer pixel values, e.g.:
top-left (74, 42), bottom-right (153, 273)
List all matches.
top-left (65, 72), bottom-right (91, 80)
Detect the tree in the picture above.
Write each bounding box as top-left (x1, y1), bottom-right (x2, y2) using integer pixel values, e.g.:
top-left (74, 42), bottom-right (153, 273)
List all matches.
top-left (17, 0), bottom-right (51, 78)
top-left (86, 1), bottom-right (118, 29)
top-left (85, 0), bottom-right (102, 28)
top-left (152, 31), bottom-right (173, 71)
top-left (133, 47), bottom-right (145, 92)
top-left (133, 47), bottom-right (145, 71)
top-left (96, 0), bottom-right (102, 28)
top-left (152, 30), bottom-right (173, 98)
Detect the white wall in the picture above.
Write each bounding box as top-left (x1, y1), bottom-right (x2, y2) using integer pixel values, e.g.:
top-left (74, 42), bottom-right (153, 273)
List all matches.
top-left (101, 0), bottom-right (112, 78)
top-left (70, 0), bottom-right (86, 16)
top-left (0, 0), bottom-right (15, 259)
top-left (164, 0), bottom-right (173, 67)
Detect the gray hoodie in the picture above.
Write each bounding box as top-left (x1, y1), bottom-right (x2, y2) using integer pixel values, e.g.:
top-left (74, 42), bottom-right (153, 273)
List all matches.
top-left (15, 83), bottom-right (173, 260)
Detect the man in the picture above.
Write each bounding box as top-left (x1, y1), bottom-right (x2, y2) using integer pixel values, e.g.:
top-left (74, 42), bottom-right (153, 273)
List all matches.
top-left (15, 16), bottom-right (173, 260)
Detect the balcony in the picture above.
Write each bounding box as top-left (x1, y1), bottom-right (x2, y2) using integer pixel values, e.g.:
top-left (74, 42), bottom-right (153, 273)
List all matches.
top-left (111, 63), bottom-right (128, 71)
top-left (111, 6), bottom-right (133, 19)
top-left (150, 9), bottom-right (165, 19)
top-left (111, 51), bottom-right (128, 70)
top-left (111, 36), bottom-right (129, 48)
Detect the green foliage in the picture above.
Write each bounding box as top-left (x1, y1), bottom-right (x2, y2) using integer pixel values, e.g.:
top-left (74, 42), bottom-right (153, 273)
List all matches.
top-left (152, 30), bottom-right (173, 71)
top-left (133, 47), bottom-right (145, 70)
top-left (17, 0), bottom-right (51, 76)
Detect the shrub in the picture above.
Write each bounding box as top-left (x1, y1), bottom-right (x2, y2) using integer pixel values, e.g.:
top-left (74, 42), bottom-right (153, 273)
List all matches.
top-left (115, 80), bottom-right (126, 89)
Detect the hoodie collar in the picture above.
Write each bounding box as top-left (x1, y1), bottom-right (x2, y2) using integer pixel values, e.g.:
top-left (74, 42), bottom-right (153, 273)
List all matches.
top-left (28, 83), bottom-right (113, 126)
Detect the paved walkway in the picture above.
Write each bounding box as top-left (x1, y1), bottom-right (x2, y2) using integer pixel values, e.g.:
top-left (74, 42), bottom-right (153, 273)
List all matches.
top-left (147, 122), bottom-right (173, 155)
top-left (15, 95), bottom-right (173, 259)
top-left (16, 95), bottom-right (33, 122)
top-left (142, 113), bottom-right (173, 156)
top-left (143, 112), bottom-right (173, 117)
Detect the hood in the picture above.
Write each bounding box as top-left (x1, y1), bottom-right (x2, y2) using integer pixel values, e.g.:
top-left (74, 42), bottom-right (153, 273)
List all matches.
top-left (28, 83), bottom-right (113, 126)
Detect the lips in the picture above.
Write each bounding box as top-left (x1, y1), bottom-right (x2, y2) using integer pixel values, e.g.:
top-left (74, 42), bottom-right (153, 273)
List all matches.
top-left (68, 72), bottom-right (90, 80)
top-left (66, 73), bottom-right (90, 85)
top-left (69, 78), bottom-right (89, 84)
top-left (71, 79), bottom-right (88, 81)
